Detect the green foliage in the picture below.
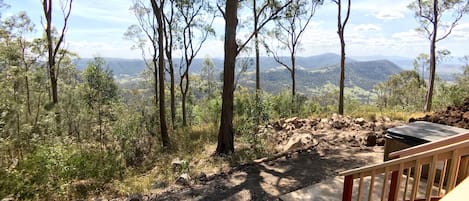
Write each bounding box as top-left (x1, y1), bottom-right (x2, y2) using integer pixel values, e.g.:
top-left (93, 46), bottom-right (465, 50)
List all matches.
top-left (374, 70), bottom-right (426, 112)
top-left (82, 57), bottom-right (118, 106)
top-left (0, 143), bottom-right (123, 199)
top-left (234, 88), bottom-right (272, 136)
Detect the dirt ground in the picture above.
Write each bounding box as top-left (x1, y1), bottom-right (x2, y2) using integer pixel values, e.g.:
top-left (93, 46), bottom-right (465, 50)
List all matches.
top-left (145, 145), bottom-right (383, 201)
top-left (110, 99), bottom-right (469, 201)
top-left (109, 116), bottom-right (401, 201)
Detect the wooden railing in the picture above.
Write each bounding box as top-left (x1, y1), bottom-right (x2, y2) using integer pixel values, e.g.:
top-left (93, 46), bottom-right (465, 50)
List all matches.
top-left (389, 132), bottom-right (469, 159)
top-left (339, 138), bottom-right (469, 201)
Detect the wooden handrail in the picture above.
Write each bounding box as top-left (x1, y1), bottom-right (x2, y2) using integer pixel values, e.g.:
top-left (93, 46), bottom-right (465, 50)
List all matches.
top-left (389, 132), bottom-right (469, 159)
top-left (340, 138), bottom-right (469, 201)
top-left (340, 139), bottom-right (469, 177)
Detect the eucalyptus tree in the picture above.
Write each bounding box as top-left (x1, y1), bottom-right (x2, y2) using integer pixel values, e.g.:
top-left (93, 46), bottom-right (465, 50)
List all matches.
top-left (41, 0), bottom-right (73, 105)
top-left (408, 0), bottom-right (469, 112)
top-left (175, 0), bottom-right (215, 126)
top-left (82, 57), bottom-right (118, 147)
top-left (163, 0), bottom-right (177, 128)
top-left (216, 0), bottom-right (294, 155)
top-left (150, 0), bottom-right (169, 148)
top-left (333, 0), bottom-right (350, 115)
top-left (265, 0), bottom-right (322, 111)
top-left (126, 0), bottom-right (159, 104)
top-left (245, 0), bottom-right (294, 91)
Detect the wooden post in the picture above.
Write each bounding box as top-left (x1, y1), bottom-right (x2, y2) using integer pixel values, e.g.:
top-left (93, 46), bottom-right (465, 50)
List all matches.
top-left (388, 171), bottom-right (399, 201)
top-left (343, 175), bottom-right (354, 201)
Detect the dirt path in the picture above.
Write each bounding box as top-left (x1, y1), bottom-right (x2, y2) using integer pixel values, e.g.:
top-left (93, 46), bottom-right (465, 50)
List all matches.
top-left (131, 142), bottom-right (384, 201)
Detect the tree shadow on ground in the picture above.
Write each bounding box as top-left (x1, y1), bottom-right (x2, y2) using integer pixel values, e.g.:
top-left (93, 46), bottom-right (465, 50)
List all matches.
top-left (150, 146), bottom-right (377, 201)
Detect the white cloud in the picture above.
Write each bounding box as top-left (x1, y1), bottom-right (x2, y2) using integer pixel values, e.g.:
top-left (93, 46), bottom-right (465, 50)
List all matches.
top-left (72, 0), bottom-right (136, 24)
top-left (68, 40), bottom-right (141, 59)
top-left (374, 10), bottom-right (405, 20)
top-left (449, 23), bottom-right (469, 40)
top-left (392, 29), bottom-right (426, 42)
top-left (353, 24), bottom-right (382, 32)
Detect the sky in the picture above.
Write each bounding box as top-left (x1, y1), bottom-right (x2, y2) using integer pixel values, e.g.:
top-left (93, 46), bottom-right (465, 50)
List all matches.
top-left (4, 0), bottom-right (469, 60)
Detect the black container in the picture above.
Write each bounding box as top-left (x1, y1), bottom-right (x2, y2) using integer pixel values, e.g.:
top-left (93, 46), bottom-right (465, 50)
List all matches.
top-left (384, 121), bottom-right (469, 161)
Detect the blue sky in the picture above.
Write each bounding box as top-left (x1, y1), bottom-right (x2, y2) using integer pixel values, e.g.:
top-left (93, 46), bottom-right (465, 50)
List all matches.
top-left (5, 0), bottom-right (469, 59)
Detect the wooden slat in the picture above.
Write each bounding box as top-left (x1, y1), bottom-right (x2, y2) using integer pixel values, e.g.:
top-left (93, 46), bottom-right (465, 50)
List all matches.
top-left (357, 173), bottom-right (364, 201)
top-left (381, 168), bottom-right (389, 201)
top-left (411, 161), bottom-right (422, 201)
top-left (393, 164), bottom-right (404, 201)
top-left (368, 170), bottom-right (375, 201)
top-left (438, 160), bottom-right (448, 196)
top-left (446, 150), bottom-right (461, 192)
top-left (425, 155), bottom-right (438, 201)
top-left (403, 168), bottom-right (411, 201)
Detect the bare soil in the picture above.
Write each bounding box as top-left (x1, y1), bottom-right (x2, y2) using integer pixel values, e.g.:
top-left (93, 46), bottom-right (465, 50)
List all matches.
top-left (411, 97), bottom-right (469, 129)
top-left (110, 115), bottom-right (403, 201)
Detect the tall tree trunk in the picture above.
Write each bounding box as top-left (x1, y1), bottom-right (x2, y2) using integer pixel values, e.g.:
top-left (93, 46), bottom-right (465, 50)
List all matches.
top-left (338, 33), bottom-right (345, 115)
top-left (182, 91), bottom-right (187, 126)
top-left (25, 76), bottom-right (31, 116)
top-left (336, 0), bottom-right (350, 115)
top-left (153, 57), bottom-right (158, 106)
top-left (254, 0), bottom-right (260, 91)
top-left (151, 0), bottom-right (170, 148)
top-left (170, 68), bottom-right (176, 128)
top-left (163, 3), bottom-right (176, 129)
top-left (290, 51), bottom-right (296, 113)
top-left (425, 35), bottom-right (437, 112)
top-left (216, 0), bottom-right (238, 155)
top-left (42, 0), bottom-right (72, 105)
top-left (424, 1), bottom-right (438, 113)
top-left (181, 72), bottom-right (189, 126)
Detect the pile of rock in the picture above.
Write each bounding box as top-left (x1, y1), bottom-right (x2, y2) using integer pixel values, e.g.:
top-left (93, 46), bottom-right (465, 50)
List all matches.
top-left (411, 98), bottom-right (469, 129)
top-left (258, 114), bottom-right (403, 152)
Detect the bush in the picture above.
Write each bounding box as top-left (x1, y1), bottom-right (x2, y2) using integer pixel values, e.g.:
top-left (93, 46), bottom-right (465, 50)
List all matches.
top-left (0, 143), bottom-right (124, 200)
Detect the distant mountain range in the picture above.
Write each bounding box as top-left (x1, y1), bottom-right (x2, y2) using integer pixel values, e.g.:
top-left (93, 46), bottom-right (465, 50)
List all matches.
top-left (73, 53), bottom-right (465, 94)
top-left (239, 59), bottom-right (402, 94)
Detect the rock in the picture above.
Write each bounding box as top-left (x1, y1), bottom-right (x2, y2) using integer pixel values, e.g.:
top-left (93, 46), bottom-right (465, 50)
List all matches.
top-left (171, 157), bottom-right (183, 172)
top-left (463, 112), bottom-right (469, 120)
top-left (127, 193), bottom-right (143, 201)
top-left (197, 172), bottom-right (207, 181)
top-left (376, 138), bottom-right (385, 146)
top-left (280, 132), bottom-right (317, 152)
top-left (175, 173), bottom-right (191, 186)
top-left (285, 117), bottom-right (298, 124)
top-left (354, 117), bottom-right (366, 126)
top-left (332, 120), bottom-right (347, 129)
top-left (365, 133), bottom-right (377, 146)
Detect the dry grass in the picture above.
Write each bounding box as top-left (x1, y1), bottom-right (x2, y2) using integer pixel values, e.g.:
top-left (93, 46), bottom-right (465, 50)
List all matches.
top-left (112, 122), bottom-right (276, 196)
top-left (111, 107), bottom-right (427, 197)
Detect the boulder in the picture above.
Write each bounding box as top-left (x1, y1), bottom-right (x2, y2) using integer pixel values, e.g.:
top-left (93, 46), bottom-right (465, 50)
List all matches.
top-left (365, 133), bottom-right (377, 146)
top-left (175, 173), bottom-right (191, 186)
top-left (354, 117), bottom-right (366, 126)
top-left (280, 132), bottom-right (317, 152)
top-left (196, 172), bottom-right (207, 181)
top-left (171, 157), bottom-right (183, 172)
